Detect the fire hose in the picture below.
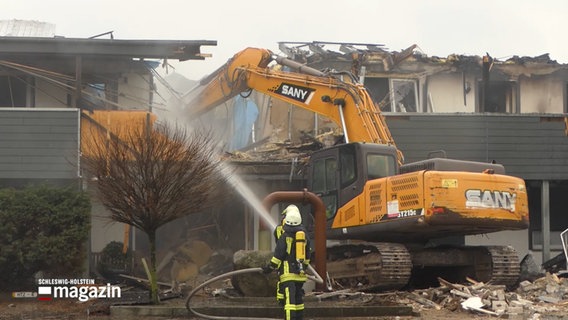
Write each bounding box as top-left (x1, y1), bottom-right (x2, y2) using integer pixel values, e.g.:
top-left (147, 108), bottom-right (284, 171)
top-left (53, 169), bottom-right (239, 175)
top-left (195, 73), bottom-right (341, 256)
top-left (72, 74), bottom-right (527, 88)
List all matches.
top-left (185, 265), bottom-right (324, 320)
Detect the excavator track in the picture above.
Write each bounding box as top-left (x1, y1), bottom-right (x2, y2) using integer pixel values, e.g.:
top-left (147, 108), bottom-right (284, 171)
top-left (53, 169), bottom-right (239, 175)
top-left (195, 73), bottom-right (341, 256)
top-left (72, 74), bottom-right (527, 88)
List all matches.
top-left (474, 245), bottom-right (520, 287)
top-left (326, 242), bottom-right (412, 291)
top-left (408, 244), bottom-right (521, 289)
top-left (326, 244), bottom-right (520, 292)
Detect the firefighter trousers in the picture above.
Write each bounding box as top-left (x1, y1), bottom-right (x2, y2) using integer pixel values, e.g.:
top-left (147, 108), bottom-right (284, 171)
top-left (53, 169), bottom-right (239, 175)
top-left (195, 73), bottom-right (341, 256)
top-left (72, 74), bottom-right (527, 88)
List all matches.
top-left (280, 280), bottom-right (305, 320)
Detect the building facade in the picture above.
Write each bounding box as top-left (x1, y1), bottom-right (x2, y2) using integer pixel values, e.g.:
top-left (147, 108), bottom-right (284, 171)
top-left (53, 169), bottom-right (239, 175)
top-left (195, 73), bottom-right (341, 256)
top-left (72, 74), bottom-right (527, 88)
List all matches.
top-left (0, 27), bottom-right (216, 270)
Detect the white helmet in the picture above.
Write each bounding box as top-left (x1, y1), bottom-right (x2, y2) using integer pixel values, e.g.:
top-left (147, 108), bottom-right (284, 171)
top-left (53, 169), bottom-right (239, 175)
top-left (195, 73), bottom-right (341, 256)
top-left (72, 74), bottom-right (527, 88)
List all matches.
top-left (284, 205), bottom-right (302, 226)
top-left (282, 204), bottom-right (299, 216)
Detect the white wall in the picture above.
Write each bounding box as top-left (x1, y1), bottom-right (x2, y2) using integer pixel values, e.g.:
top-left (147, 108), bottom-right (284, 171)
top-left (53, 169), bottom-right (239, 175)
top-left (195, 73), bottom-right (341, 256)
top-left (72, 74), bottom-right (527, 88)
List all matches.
top-left (426, 73), bottom-right (477, 113)
top-left (520, 76), bottom-right (564, 113)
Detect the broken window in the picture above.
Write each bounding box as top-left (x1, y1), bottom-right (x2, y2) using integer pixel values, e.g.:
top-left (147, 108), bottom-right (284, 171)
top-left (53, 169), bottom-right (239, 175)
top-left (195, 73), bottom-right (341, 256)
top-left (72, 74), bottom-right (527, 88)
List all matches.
top-left (0, 75), bottom-right (26, 107)
top-left (391, 79), bottom-right (419, 112)
top-left (364, 77), bottom-right (420, 112)
top-left (479, 81), bottom-right (515, 113)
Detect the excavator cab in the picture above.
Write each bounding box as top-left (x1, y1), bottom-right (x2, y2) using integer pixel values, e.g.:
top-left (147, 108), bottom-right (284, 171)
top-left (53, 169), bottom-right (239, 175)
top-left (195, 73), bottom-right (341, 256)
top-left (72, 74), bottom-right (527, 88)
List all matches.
top-left (307, 142), bottom-right (399, 227)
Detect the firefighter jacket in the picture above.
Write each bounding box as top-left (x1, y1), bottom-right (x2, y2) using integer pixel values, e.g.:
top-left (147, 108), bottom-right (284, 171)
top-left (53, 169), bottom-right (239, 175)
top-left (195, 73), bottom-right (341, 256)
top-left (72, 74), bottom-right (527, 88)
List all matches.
top-left (273, 221), bottom-right (284, 242)
top-left (269, 224), bottom-right (312, 283)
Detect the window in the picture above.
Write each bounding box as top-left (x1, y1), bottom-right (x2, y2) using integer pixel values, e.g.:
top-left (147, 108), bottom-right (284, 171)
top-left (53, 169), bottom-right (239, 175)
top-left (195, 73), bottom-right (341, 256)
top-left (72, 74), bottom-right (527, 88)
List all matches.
top-left (391, 79), bottom-right (419, 112)
top-left (312, 157), bottom-right (337, 193)
top-left (340, 151), bottom-right (356, 188)
top-left (479, 81), bottom-right (515, 113)
top-left (364, 77), bottom-right (420, 112)
top-left (367, 154), bottom-right (396, 180)
top-left (0, 76), bottom-right (26, 107)
top-left (312, 157), bottom-right (338, 219)
top-left (364, 77), bottom-right (389, 109)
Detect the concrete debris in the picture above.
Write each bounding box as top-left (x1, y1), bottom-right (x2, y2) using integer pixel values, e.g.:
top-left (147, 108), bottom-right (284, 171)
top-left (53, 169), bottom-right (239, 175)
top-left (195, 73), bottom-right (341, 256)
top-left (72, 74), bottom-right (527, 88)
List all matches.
top-left (225, 129), bottom-right (343, 163)
top-left (520, 252), bottom-right (546, 282)
top-left (396, 272), bottom-right (568, 318)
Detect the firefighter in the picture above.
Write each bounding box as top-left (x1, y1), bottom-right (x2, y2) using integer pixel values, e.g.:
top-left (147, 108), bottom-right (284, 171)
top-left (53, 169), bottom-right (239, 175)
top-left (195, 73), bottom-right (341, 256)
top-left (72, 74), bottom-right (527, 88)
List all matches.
top-left (263, 206), bottom-right (311, 320)
top-left (273, 204), bottom-right (298, 305)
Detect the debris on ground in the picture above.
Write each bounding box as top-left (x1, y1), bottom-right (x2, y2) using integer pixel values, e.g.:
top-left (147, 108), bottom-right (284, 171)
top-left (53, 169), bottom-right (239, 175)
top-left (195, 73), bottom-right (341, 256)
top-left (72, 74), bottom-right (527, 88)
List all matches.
top-left (369, 273), bottom-right (568, 318)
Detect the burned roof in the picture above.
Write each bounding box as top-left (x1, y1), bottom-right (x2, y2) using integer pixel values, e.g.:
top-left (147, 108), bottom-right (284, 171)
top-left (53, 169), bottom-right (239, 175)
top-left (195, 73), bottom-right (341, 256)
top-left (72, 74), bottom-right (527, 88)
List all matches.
top-left (277, 41), bottom-right (568, 78)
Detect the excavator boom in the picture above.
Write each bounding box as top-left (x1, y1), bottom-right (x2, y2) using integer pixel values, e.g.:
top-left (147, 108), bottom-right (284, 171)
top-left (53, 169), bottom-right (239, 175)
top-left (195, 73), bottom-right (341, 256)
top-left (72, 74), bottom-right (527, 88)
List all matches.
top-left (183, 47), bottom-right (403, 164)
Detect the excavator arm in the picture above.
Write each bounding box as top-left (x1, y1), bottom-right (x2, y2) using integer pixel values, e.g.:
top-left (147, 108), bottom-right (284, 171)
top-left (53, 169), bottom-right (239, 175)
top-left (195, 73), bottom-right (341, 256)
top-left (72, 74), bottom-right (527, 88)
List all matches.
top-left (183, 47), bottom-right (403, 164)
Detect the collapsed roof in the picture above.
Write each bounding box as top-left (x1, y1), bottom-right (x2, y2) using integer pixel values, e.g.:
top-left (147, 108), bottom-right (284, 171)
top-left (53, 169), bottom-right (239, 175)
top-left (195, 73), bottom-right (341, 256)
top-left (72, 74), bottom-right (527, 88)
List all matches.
top-left (277, 41), bottom-right (568, 79)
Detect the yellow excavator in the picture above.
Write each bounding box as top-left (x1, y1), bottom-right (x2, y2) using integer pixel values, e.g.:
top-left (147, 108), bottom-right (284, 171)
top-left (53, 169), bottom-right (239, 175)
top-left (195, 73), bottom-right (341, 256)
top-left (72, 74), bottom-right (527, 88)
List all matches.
top-left (184, 47), bottom-right (529, 290)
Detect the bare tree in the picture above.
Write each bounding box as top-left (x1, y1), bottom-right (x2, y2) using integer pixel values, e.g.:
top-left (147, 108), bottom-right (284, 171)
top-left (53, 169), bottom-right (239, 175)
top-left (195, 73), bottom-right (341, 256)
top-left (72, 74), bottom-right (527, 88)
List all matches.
top-left (82, 120), bottom-right (227, 304)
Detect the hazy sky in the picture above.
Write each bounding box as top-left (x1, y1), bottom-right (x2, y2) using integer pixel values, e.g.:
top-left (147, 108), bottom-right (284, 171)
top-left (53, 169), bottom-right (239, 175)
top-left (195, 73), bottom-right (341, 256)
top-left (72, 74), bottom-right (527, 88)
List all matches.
top-left (3, 0), bottom-right (567, 80)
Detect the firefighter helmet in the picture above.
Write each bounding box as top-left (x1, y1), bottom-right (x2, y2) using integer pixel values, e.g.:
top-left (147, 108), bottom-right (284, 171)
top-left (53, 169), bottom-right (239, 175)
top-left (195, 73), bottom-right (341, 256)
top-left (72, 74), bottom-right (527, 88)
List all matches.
top-left (284, 206), bottom-right (302, 226)
top-left (282, 204), bottom-right (299, 216)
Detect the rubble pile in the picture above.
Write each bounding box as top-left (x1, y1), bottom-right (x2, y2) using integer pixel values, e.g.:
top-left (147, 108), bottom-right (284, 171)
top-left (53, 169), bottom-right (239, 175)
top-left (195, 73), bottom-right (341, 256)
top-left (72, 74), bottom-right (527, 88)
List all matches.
top-left (398, 274), bottom-right (568, 318)
top-left (225, 129), bottom-right (343, 163)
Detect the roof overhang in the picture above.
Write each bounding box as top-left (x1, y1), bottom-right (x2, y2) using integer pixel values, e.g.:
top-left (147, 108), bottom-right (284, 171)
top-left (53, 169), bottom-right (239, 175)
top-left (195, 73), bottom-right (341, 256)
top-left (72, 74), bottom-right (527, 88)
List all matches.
top-left (0, 36), bottom-right (217, 61)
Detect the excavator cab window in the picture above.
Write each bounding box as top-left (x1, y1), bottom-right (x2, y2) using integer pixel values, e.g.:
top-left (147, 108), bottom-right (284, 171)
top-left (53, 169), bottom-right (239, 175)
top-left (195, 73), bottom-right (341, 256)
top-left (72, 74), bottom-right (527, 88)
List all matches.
top-left (367, 154), bottom-right (396, 180)
top-left (312, 157), bottom-right (338, 219)
top-left (340, 152), bottom-right (357, 188)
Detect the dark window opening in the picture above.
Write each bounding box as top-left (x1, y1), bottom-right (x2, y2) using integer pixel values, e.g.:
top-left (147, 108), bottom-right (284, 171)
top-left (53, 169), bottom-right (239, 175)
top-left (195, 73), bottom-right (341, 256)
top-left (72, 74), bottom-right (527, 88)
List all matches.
top-left (364, 77), bottom-right (389, 110)
top-left (479, 81), bottom-right (514, 113)
top-left (0, 76), bottom-right (26, 107)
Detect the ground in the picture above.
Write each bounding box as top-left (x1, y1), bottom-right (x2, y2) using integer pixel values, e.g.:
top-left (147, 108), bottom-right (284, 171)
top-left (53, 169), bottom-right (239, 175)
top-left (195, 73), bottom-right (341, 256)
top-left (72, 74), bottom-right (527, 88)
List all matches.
top-left (0, 291), bottom-right (528, 320)
top-left (3, 280), bottom-right (568, 320)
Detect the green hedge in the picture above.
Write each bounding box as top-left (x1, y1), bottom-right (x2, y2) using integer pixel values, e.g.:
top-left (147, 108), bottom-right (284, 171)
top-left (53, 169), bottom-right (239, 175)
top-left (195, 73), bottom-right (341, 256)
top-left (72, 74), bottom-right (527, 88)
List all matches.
top-left (0, 186), bottom-right (91, 290)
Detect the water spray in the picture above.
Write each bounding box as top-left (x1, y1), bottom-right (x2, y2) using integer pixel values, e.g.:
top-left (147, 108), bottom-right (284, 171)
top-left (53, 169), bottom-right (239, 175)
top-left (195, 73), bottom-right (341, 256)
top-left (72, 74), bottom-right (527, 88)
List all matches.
top-left (217, 162), bottom-right (277, 230)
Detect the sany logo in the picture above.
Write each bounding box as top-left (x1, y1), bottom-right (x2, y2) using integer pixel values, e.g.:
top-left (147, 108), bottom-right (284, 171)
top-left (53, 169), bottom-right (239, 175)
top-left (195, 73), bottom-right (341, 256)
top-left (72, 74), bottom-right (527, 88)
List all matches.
top-left (465, 189), bottom-right (516, 211)
top-left (273, 83), bottom-right (315, 104)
